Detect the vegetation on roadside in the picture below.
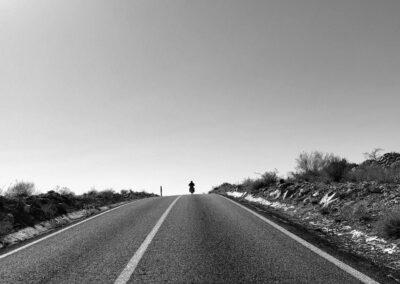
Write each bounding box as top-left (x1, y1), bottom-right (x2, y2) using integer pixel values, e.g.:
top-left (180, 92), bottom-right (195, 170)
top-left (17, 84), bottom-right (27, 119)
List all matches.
top-left (0, 182), bottom-right (157, 237)
top-left (212, 149), bottom-right (400, 194)
top-left (210, 149), bottom-right (400, 240)
top-left (379, 208), bottom-right (400, 239)
top-left (238, 170), bottom-right (279, 194)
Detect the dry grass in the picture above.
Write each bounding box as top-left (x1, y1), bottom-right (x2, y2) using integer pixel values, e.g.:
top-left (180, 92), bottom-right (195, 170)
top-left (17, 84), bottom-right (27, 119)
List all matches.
top-left (348, 165), bottom-right (400, 183)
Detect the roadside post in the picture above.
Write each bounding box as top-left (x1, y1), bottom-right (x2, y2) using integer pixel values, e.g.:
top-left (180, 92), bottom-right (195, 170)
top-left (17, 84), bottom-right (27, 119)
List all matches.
top-left (160, 186), bottom-right (163, 197)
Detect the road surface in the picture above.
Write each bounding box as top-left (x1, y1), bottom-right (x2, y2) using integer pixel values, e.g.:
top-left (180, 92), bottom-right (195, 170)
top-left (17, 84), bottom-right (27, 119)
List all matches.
top-left (0, 194), bottom-right (377, 283)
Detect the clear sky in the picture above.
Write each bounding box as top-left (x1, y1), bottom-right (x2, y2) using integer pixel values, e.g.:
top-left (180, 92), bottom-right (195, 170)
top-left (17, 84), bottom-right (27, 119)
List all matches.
top-left (1, 0), bottom-right (400, 195)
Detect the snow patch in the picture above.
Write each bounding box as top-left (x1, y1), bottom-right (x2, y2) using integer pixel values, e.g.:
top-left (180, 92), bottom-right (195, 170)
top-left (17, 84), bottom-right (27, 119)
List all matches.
top-left (226, 191), bottom-right (246, 198)
top-left (226, 191), bottom-right (294, 211)
top-left (0, 208), bottom-right (102, 247)
top-left (349, 230), bottom-right (365, 239)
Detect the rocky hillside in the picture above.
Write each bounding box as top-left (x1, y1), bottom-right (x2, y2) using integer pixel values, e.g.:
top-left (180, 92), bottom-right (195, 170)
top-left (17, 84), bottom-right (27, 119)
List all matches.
top-left (363, 152), bottom-right (400, 168)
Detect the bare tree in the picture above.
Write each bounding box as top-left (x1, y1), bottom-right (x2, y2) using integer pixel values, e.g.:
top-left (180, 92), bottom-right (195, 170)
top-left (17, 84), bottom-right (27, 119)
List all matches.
top-left (6, 181), bottom-right (35, 198)
top-left (363, 148), bottom-right (384, 161)
top-left (295, 151), bottom-right (336, 174)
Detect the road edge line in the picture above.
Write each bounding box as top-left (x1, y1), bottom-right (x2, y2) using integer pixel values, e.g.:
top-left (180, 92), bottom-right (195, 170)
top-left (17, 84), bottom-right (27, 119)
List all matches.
top-left (114, 195), bottom-right (182, 284)
top-left (0, 198), bottom-right (155, 260)
top-left (220, 195), bottom-right (380, 284)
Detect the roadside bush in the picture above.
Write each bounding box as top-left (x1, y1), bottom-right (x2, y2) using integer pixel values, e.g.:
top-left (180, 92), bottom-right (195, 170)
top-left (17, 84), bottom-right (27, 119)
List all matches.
top-left (248, 179), bottom-right (268, 193)
top-left (209, 183), bottom-right (236, 194)
top-left (12, 201), bottom-right (35, 227)
top-left (294, 151), bottom-right (337, 182)
top-left (379, 209), bottom-right (400, 239)
top-left (260, 171), bottom-right (278, 187)
top-left (0, 183), bottom-right (157, 237)
top-left (348, 165), bottom-right (400, 183)
top-left (353, 202), bottom-right (371, 221)
top-left (54, 186), bottom-right (75, 196)
top-left (295, 151), bottom-right (335, 174)
top-left (0, 214), bottom-right (14, 236)
top-left (293, 151), bottom-right (357, 183)
top-left (87, 188), bottom-right (98, 196)
top-left (41, 203), bottom-right (58, 219)
top-left (324, 158), bottom-right (354, 182)
top-left (99, 189), bottom-right (116, 203)
top-left (82, 188), bottom-right (99, 204)
top-left (44, 191), bottom-right (64, 203)
top-left (340, 201), bottom-right (371, 222)
top-left (238, 171), bottom-right (278, 194)
top-left (238, 178), bottom-right (259, 193)
top-left (29, 202), bottom-right (47, 221)
top-left (6, 181), bottom-right (35, 199)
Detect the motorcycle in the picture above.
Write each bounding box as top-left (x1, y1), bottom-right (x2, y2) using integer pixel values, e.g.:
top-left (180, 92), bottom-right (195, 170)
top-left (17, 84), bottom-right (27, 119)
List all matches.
top-left (188, 181), bottom-right (195, 194)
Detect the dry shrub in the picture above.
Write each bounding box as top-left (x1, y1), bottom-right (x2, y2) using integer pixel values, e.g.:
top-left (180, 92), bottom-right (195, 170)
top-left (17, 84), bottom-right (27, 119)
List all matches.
top-left (339, 201), bottom-right (371, 222)
top-left (238, 171), bottom-right (278, 194)
top-left (40, 203), bottom-right (58, 219)
top-left (378, 208), bottom-right (400, 239)
top-left (293, 151), bottom-right (353, 182)
top-left (324, 158), bottom-right (353, 182)
top-left (0, 214), bottom-right (14, 236)
top-left (348, 165), bottom-right (400, 183)
top-left (353, 202), bottom-right (371, 221)
top-left (210, 183), bottom-right (236, 194)
top-left (6, 181), bottom-right (35, 199)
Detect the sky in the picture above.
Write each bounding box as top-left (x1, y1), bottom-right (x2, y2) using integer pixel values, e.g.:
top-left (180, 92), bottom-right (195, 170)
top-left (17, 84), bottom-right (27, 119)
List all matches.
top-left (1, 0), bottom-right (400, 195)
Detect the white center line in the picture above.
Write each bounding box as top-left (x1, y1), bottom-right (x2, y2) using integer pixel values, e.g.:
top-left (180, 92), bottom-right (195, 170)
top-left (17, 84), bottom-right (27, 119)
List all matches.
top-left (114, 195), bottom-right (182, 284)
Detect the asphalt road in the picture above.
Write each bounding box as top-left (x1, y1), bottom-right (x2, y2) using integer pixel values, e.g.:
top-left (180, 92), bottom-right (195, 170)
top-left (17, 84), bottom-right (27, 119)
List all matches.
top-left (0, 194), bottom-right (376, 283)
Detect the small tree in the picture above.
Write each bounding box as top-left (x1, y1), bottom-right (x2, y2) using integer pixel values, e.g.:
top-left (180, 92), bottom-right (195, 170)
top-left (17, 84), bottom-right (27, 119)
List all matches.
top-left (295, 151), bottom-right (334, 174)
top-left (260, 170), bottom-right (278, 187)
top-left (363, 148), bottom-right (384, 161)
top-left (99, 189), bottom-right (115, 202)
top-left (6, 181), bottom-right (35, 198)
top-left (294, 151), bottom-right (349, 182)
top-left (324, 158), bottom-right (351, 182)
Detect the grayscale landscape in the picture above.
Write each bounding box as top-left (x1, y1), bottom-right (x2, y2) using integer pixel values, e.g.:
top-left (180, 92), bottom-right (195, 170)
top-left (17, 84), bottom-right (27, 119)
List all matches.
top-left (1, 0), bottom-right (400, 283)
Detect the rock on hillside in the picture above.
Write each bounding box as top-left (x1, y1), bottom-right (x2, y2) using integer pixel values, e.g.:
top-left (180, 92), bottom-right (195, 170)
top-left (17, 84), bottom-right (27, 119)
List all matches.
top-left (362, 152), bottom-right (400, 168)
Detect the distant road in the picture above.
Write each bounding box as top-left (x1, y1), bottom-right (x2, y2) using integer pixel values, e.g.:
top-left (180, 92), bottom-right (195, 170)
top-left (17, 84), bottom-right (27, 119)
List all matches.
top-left (0, 194), bottom-right (377, 283)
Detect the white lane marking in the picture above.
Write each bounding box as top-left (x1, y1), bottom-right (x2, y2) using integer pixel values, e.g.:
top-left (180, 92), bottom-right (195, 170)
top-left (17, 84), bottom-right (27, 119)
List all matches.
top-left (114, 195), bottom-right (182, 284)
top-left (221, 195), bottom-right (380, 284)
top-left (0, 198), bottom-right (156, 260)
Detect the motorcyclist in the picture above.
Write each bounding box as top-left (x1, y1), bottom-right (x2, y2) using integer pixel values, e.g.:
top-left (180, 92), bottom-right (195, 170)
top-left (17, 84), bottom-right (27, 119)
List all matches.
top-left (189, 181), bottom-right (195, 194)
